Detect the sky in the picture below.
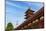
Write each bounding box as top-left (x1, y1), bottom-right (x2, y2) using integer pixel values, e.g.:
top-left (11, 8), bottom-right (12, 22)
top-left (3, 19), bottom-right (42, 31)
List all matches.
top-left (6, 0), bottom-right (44, 28)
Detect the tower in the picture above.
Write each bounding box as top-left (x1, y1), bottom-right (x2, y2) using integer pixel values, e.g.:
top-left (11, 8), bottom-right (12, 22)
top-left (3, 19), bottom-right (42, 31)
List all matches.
top-left (25, 8), bottom-right (34, 19)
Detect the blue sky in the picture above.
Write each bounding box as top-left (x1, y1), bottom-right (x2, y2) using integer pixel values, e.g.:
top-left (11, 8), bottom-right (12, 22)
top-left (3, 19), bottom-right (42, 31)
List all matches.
top-left (6, 0), bottom-right (44, 28)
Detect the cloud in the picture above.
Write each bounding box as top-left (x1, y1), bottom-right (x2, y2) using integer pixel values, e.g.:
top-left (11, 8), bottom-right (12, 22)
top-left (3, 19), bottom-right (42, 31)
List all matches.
top-left (6, 1), bottom-right (23, 8)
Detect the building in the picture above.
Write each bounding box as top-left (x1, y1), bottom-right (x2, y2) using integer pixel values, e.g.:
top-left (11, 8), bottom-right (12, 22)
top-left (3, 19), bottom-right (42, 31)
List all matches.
top-left (25, 8), bottom-right (34, 19)
top-left (15, 7), bottom-right (44, 30)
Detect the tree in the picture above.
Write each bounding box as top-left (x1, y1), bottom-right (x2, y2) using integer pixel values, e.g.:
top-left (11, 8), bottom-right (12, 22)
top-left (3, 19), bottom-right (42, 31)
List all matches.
top-left (5, 22), bottom-right (14, 31)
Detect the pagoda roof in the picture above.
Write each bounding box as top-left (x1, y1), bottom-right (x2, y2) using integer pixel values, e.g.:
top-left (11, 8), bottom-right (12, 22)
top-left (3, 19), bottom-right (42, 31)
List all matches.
top-left (25, 8), bottom-right (34, 13)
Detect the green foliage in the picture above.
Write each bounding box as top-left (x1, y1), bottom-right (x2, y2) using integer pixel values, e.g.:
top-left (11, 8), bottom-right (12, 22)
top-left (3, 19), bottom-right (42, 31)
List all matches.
top-left (5, 22), bottom-right (14, 31)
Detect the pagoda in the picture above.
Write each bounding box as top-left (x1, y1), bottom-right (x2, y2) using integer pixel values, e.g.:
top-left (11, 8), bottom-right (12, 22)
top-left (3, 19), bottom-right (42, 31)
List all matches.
top-left (25, 8), bottom-right (34, 19)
